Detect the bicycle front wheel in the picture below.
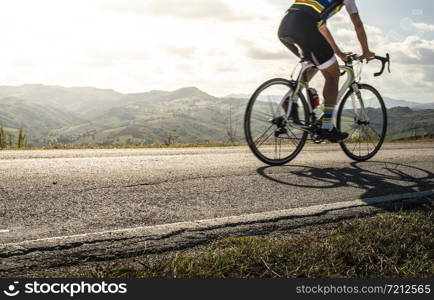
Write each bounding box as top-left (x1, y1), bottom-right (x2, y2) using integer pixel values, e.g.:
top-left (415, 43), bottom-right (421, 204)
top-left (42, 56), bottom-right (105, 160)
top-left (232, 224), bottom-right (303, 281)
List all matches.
top-left (337, 84), bottom-right (388, 162)
top-left (244, 78), bottom-right (309, 166)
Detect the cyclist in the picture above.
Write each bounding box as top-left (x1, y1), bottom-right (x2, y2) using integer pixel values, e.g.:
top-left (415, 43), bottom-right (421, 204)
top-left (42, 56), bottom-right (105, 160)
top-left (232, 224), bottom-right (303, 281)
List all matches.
top-left (278, 0), bottom-right (375, 142)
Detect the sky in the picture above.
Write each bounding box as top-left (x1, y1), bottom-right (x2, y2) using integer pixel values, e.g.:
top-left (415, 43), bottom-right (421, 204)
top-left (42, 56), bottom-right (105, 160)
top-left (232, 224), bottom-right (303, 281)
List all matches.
top-left (0, 0), bottom-right (433, 102)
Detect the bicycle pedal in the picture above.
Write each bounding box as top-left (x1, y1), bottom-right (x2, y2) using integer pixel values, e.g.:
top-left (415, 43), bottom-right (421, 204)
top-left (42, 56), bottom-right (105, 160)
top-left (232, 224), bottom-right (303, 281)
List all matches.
top-left (312, 136), bottom-right (325, 144)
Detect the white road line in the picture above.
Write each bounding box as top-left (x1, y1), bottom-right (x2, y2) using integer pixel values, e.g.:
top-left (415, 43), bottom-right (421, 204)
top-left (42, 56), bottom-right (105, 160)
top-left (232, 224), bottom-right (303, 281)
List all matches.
top-left (0, 230), bottom-right (9, 234)
top-left (2, 190), bottom-right (433, 248)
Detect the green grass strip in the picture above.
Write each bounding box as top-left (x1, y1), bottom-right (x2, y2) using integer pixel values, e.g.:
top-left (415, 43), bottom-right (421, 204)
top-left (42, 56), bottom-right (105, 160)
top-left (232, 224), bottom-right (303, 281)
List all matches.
top-left (56, 203), bottom-right (433, 279)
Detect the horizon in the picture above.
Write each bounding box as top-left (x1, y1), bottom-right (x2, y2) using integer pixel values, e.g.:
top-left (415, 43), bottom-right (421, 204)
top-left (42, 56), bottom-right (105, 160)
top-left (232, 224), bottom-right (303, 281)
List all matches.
top-left (1, 82), bottom-right (433, 104)
top-left (0, 0), bottom-right (433, 102)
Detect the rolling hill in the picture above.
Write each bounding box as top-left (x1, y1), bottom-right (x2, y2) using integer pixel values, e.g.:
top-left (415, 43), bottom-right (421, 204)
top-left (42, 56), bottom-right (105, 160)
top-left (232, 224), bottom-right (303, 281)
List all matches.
top-left (0, 84), bottom-right (433, 146)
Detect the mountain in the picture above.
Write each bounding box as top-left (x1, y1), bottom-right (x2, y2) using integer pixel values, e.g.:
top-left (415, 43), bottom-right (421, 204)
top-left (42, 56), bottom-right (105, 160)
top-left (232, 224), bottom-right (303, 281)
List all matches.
top-left (0, 97), bottom-right (83, 144)
top-left (381, 97), bottom-right (420, 109)
top-left (0, 84), bottom-right (125, 117)
top-left (0, 85), bottom-right (243, 146)
top-left (414, 103), bottom-right (434, 110)
top-left (386, 107), bottom-right (434, 140)
top-left (226, 94), bottom-right (250, 100)
top-left (382, 97), bottom-right (434, 110)
top-left (227, 94), bottom-right (434, 110)
top-left (0, 84), bottom-right (433, 146)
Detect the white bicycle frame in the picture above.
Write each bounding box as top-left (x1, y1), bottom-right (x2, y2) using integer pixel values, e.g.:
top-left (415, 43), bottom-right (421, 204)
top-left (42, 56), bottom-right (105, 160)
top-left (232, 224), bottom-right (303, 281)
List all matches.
top-left (280, 60), bottom-right (369, 129)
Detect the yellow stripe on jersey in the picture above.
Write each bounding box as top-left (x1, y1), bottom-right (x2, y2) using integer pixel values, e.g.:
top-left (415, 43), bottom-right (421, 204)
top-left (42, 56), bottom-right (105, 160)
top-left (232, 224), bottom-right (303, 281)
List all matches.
top-left (294, 0), bottom-right (325, 14)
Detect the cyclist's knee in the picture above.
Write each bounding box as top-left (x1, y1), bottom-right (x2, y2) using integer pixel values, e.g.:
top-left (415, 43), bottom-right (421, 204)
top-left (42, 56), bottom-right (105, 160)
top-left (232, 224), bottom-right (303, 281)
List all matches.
top-left (321, 61), bottom-right (340, 83)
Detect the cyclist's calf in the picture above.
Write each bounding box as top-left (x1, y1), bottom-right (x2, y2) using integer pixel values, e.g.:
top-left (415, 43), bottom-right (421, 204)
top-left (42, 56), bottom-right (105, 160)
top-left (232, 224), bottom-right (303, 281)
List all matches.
top-left (320, 61), bottom-right (340, 105)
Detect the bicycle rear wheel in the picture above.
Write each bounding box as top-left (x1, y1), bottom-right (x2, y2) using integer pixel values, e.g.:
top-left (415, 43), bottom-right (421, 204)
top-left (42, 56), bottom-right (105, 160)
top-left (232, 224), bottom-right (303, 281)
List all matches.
top-left (337, 84), bottom-right (387, 161)
top-left (244, 78), bottom-right (309, 166)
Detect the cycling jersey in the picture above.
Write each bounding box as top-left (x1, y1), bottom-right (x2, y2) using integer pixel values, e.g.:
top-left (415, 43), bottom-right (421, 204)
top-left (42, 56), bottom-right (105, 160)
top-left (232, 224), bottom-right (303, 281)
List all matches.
top-left (278, 0), bottom-right (359, 69)
top-left (291, 0), bottom-right (358, 26)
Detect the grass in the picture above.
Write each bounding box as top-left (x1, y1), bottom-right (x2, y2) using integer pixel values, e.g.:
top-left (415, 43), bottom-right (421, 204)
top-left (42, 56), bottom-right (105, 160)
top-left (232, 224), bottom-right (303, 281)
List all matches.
top-left (386, 138), bottom-right (434, 144)
top-left (1, 138), bottom-right (433, 151)
top-left (56, 202), bottom-right (433, 278)
top-left (0, 142), bottom-right (246, 151)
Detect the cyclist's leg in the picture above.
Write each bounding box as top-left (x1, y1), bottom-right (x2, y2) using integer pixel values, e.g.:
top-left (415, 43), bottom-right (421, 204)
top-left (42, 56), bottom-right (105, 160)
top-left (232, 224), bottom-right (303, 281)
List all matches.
top-left (306, 68), bottom-right (319, 82)
top-left (319, 62), bottom-right (342, 134)
top-left (279, 11), bottom-right (325, 85)
top-left (278, 11), bottom-right (316, 121)
top-left (320, 61), bottom-right (340, 107)
top-left (308, 37), bottom-right (348, 140)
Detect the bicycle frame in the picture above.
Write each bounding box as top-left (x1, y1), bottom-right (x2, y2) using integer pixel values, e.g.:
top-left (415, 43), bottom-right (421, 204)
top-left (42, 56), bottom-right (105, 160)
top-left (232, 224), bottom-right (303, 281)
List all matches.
top-left (244, 53), bottom-right (390, 165)
top-left (281, 59), bottom-right (367, 130)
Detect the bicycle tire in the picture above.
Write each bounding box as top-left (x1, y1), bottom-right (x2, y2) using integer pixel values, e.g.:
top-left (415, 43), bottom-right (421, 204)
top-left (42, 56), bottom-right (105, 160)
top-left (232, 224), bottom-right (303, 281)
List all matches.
top-left (244, 78), bottom-right (310, 166)
top-left (337, 83), bottom-right (388, 162)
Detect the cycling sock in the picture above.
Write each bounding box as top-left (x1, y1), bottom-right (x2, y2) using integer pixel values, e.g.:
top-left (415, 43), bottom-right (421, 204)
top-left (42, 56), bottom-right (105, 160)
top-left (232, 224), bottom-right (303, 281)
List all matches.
top-left (321, 104), bottom-right (335, 131)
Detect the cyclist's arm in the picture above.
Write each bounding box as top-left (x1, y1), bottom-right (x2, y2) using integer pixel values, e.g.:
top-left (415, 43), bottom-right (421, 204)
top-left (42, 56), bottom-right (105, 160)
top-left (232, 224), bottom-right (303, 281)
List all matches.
top-left (318, 25), bottom-right (347, 61)
top-left (349, 13), bottom-right (375, 60)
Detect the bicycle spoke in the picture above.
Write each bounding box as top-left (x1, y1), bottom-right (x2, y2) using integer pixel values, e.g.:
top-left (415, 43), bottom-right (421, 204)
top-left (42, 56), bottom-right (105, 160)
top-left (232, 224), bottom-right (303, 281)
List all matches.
top-left (351, 129), bottom-right (361, 154)
top-left (363, 127), bottom-right (372, 154)
top-left (267, 98), bottom-right (277, 118)
top-left (276, 137), bottom-right (282, 160)
top-left (284, 133), bottom-right (300, 148)
top-left (286, 128), bottom-right (302, 148)
top-left (253, 110), bottom-right (274, 120)
top-left (359, 136), bottom-right (361, 157)
top-left (254, 124), bottom-right (274, 144)
top-left (251, 114), bottom-right (272, 124)
top-left (367, 125), bottom-right (382, 140)
top-left (346, 126), bottom-right (359, 139)
top-left (338, 84), bottom-right (387, 161)
top-left (255, 125), bottom-right (275, 148)
top-left (364, 127), bottom-right (380, 150)
top-left (279, 138), bottom-right (282, 160)
top-left (278, 137), bottom-right (302, 141)
top-left (245, 79), bottom-right (309, 165)
top-left (274, 136), bottom-right (278, 160)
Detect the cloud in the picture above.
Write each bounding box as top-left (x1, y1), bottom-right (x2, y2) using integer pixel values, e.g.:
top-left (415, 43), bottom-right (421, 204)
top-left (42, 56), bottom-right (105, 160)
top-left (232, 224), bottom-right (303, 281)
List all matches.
top-left (101, 0), bottom-right (254, 21)
top-left (422, 66), bottom-right (434, 82)
top-left (236, 38), bottom-right (291, 61)
top-left (388, 36), bottom-right (434, 66)
top-left (0, 0), bottom-right (433, 101)
top-left (413, 22), bottom-right (434, 32)
top-left (166, 46), bottom-right (197, 58)
top-left (246, 48), bottom-right (291, 60)
top-left (214, 64), bottom-right (239, 73)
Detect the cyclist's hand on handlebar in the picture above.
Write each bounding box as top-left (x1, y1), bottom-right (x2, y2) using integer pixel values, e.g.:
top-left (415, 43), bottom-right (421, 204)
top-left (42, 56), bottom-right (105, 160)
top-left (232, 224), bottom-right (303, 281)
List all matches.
top-left (336, 51), bottom-right (353, 62)
top-left (359, 50), bottom-right (376, 62)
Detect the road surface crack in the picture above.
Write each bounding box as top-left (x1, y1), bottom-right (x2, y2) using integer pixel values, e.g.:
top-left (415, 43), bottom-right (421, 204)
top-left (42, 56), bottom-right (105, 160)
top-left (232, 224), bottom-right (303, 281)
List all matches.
top-left (78, 173), bottom-right (258, 193)
top-left (0, 204), bottom-right (369, 259)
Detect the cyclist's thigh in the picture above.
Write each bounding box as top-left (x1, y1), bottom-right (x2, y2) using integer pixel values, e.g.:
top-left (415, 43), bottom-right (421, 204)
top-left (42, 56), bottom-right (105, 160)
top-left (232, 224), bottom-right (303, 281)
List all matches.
top-left (320, 60), bottom-right (340, 80)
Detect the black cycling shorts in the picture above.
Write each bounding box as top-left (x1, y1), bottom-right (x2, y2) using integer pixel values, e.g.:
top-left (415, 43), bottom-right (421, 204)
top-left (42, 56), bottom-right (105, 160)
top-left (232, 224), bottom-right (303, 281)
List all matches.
top-left (278, 9), bottom-right (336, 70)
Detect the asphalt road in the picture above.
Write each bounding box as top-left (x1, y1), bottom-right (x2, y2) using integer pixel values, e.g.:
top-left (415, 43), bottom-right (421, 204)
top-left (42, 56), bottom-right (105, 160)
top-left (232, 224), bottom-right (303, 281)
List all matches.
top-left (1, 143), bottom-right (433, 245)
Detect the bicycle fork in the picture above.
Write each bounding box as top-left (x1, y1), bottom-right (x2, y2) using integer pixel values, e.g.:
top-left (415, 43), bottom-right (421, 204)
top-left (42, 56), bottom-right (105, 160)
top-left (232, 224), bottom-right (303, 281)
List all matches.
top-left (350, 83), bottom-right (370, 124)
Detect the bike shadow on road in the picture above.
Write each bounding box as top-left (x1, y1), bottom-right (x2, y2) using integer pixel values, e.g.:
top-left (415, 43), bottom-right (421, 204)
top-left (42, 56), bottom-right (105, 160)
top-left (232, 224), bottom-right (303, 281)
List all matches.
top-left (256, 161), bottom-right (434, 206)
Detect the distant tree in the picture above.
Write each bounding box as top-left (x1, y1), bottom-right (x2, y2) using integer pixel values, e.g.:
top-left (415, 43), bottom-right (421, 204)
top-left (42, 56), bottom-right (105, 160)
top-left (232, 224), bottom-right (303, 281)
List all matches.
top-left (18, 128), bottom-right (27, 148)
top-left (163, 130), bottom-right (179, 146)
top-left (226, 105), bottom-right (237, 143)
top-left (0, 127), bottom-right (6, 149)
top-left (7, 133), bottom-right (14, 148)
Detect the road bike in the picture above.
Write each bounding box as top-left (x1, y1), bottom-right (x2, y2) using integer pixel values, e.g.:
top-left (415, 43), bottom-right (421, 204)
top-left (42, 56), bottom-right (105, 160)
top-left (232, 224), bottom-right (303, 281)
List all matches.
top-left (244, 53), bottom-right (391, 166)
